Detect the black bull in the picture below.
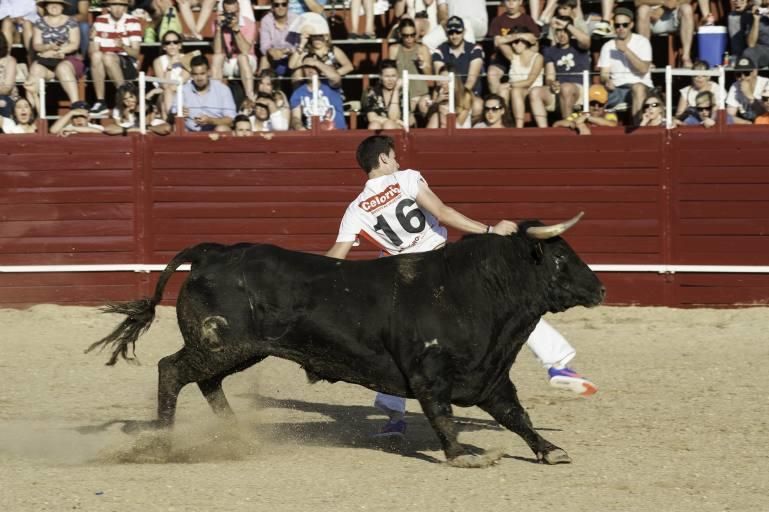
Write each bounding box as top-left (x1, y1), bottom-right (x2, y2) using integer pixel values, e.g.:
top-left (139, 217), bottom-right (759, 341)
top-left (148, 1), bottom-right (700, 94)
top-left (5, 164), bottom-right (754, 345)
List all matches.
top-left (88, 215), bottom-right (604, 468)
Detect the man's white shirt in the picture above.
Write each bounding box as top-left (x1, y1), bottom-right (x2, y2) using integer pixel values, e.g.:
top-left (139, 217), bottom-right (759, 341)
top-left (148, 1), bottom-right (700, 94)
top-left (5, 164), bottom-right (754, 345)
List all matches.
top-left (336, 169), bottom-right (448, 255)
top-left (598, 33), bottom-right (653, 88)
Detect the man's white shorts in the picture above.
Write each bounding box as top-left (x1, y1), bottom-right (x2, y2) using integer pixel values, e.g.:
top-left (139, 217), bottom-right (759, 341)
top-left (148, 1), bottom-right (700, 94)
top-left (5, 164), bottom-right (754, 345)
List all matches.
top-left (223, 54), bottom-right (258, 79)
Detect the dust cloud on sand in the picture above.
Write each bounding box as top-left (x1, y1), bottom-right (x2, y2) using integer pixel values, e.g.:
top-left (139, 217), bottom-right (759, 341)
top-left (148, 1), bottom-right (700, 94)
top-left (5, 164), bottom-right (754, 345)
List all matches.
top-left (0, 305), bottom-right (767, 512)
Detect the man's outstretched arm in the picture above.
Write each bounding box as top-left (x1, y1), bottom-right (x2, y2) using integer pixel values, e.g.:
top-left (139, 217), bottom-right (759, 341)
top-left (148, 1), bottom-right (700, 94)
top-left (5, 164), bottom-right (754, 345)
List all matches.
top-left (326, 241), bottom-right (355, 259)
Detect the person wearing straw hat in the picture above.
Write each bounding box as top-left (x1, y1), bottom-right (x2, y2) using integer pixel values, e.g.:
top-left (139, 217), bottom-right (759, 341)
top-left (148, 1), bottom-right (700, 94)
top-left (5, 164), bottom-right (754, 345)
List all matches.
top-left (88, 0), bottom-right (142, 116)
top-left (726, 55), bottom-right (769, 124)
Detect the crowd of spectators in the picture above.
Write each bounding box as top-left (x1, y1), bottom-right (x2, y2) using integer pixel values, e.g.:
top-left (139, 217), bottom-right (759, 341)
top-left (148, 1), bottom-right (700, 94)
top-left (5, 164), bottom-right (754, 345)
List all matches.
top-left (0, 0), bottom-right (767, 135)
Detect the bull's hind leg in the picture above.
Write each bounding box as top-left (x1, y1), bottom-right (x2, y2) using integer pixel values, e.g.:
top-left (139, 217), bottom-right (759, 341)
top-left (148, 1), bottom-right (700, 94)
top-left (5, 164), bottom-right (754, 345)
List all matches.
top-left (479, 380), bottom-right (571, 465)
top-left (410, 347), bottom-right (501, 468)
top-left (197, 355), bottom-right (266, 418)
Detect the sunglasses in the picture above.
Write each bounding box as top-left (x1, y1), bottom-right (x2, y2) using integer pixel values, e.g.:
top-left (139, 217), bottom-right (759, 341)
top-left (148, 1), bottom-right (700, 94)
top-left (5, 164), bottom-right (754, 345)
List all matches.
top-left (447, 29), bottom-right (463, 35)
top-left (643, 102), bottom-right (661, 109)
top-left (762, 96), bottom-right (769, 101)
top-left (696, 105), bottom-right (712, 111)
top-left (589, 100), bottom-right (605, 108)
top-left (738, 70), bottom-right (753, 77)
top-left (614, 22), bottom-right (632, 28)
top-left (254, 102), bottom-right (270, 109)
top-left (162, 39), bottom-right (181, 46)
top-left (272, 1), bottom-right (287, 6)
top-left (400, 32), bottom-right (417, 38)
top-left (484, 105), bottom-right (504, 111)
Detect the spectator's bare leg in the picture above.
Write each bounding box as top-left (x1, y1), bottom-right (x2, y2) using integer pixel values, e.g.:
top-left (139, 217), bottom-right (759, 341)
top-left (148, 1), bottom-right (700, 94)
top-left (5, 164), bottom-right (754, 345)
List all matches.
top-left (1, 19), bottom-right (13, 49)
top-left (487, 65), bottom-right (506, 95)
top-left (103, 53), bottom-right (125, 88)
top-left (601, 0), bottom-right (615, 21)
top-left (350, 0), bottom-right (376, 36)
top-left (382, 119), bottom-right (400, 129)
top-left (559, 82), bottom-right (580, 119)
top-left (56, 60), bottom-right (80, 103)
top-left (528, 86), bottom-right (551, 127)
top-left (194, 0), bottom-right (217, 39)
top-left (539, 0), bottom-right (559, 23)
top-left (471, 95), bottom-right (483, 123)
top-left (678, 4), bottom-right (694, 67)
top-left (237, 55), bottom-right (255, 100)
top-left (393, 0), bottom-right (406, 18)
top-left (90, 51), bottom-right (107, 101)
top-left (211, 54), bottom-right (224, 80)
top-left (696, 0), bottom-right (710, 19)
top-left (631, 83), bottom-right (648, 119)
top-left (368, 120), bottom-right (384, 130)
top-left (510, 86), bottom-right (528, 128)
top-left (529, 0), bottom-right (542, 23)
top-left (162, 85), bottom-right (176, 118)
top-left (24, 64), bottom-right (51, 114)
top-left (635, 5), bottom-right (651, 38)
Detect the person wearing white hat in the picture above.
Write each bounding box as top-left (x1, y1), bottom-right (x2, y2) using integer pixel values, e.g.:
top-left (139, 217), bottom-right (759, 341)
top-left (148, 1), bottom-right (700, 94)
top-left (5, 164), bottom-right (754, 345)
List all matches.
top-left (88, 0), bottom-right (142, 116)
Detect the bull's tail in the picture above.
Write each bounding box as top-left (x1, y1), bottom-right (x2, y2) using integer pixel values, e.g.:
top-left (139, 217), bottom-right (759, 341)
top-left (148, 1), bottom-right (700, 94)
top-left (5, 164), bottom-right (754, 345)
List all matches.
top-left (85, 244), bottom-right (216, 365)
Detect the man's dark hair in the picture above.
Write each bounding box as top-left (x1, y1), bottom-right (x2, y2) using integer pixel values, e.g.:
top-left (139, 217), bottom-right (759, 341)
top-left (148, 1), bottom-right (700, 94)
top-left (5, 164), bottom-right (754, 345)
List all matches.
top-left (222, 0), bottom-right (238, 5)
top-left (232, 114), bottom-right (251, 127)
top-left (356, 135), bottom-right (395, 174)
top-left (380, 59), bottom-right (397, 72)
top-left (189, 54), bottom-right (209, 69)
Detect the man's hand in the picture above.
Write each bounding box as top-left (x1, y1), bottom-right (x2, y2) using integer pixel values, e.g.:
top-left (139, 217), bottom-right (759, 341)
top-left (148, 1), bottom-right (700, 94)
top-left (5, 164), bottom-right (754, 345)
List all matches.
top-left (615, 38), bottom-right (628, 53)
top-left (194, 114), bottom-right (211, 126)
top-left (702, 117), bottom-right (716, 128)
top-left (491, 220), bottom-right (518, 235)
top-left (604, 79), bottom-right (616, 91)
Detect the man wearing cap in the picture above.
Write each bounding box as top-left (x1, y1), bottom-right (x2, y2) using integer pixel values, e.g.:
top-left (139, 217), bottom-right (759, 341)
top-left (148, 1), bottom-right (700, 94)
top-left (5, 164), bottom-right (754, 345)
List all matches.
top-left (554, 84), bottom-right (619, 133)
top-left (89, 0), bottom-right (142, 116)
top-left (598, 7), bottom-right (652, 120)
top-left (726, 55), bottom-right (769, 124)
top-left (742, 0), bottom-right (769, 69)
top-left (49, 101), bottom-right (105, 135)
top-left (529, 14), bottom-right (591, 127)
top-left (634, 0), bottom-right (694, 69)
top-left (431, 16), bottom-right (485, 97)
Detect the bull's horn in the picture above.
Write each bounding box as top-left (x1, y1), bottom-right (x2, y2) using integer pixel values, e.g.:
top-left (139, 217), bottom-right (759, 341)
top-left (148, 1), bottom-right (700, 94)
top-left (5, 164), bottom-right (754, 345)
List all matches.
top-left (525, 212), bottom-right (584, 240)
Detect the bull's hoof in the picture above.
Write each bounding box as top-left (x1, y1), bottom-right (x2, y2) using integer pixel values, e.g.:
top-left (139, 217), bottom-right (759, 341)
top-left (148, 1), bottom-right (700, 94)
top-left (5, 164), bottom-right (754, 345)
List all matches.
top-left (121, 420), bottom-right (166, 434)
top-left (539, 448), bottom-right (571, 465)
top-left (447, 449), bottom-right (504, 469)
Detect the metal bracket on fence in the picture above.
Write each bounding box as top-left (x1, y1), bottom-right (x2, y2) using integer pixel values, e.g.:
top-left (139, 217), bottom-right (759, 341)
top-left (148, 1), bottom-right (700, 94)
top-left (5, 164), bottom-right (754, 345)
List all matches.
top-left (401, 70), bottom-right (455, 132)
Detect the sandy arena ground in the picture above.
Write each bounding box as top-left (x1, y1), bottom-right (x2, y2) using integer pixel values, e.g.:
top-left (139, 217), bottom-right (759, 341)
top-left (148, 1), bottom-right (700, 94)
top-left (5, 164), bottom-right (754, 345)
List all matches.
top-left (0, 304), bottom-right (767, 512)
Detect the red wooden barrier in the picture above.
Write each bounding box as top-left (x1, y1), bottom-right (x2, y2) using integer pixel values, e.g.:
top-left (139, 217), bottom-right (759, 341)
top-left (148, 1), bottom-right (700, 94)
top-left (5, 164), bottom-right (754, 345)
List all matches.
top-left (1, 128), bottom-right (768, 308)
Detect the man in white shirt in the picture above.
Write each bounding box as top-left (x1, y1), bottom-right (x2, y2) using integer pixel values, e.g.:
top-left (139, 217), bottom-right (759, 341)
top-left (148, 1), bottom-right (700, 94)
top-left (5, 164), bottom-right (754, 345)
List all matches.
top-left (598, 7), bottom-right (653, 119)
top-left (326, 135), bottom-right (598, 437)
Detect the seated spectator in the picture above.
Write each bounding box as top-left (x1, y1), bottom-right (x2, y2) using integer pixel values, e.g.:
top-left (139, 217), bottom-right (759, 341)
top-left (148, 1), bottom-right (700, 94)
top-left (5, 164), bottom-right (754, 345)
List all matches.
top-left (49, 100), bottom-right (105, 135)
top-left (349, 0), bottom-right (376, 39)
top-left (241, 92), bottom-right (290, 131)
top-left (1, 96), bottom-right (37, 133)
top-left (428, 0), bottom-right (487, 47)
top-left (25, 0), bottom-right (84, 114)
top-left (755, 83), bottom-right (769, 124)
top-left (255, 69), bottom-right (291, 128)
top-left (554, 84), bottom-right (619, 132)
top-left (425, 64), bottom-right (473, 128)
top-left (539, 0), bottom-right (588, 30)
top-left (89, 0), bottom-right (142, 116)
top-left (361, 59), bottom-right (402, 130)
top-left (393, 0), bottom-right (438, 30)
top-left (290, 53), bottom-right (347, 130)
top-left (211, 0), bottom-right (258, 101)
top-left (598, 7), bottom-right (652, 120)
top-left (638, 92), bottom-right (665, 127)
top-left (487, 0), bottom-right (540, 96)
top-left (726, 56), bottom-right (769, 124)
top-left (152, 31), bottom-right (198, 118)
top-left (289, 32), bottom-right (353, 80)
top-left (0, 0), bottom-right (37, 57)
top-left (675, 91), bottom-right (729, 127)
top-left (431, 16), bottom-right (484, 99)
top-left (742, 0), bottom-right (769, 69)
top-left (104, 82), bottom-right (171, 135)
top-left (728, 0), bottom-right (752, 59)
top-left (288, 0), bottom-right (327, 16)
top-left (634, 0), bottom-right (694, 68)
top-left (259, 0), bottom-right (297, 76)
top-left (0, 33), bottom-right (17, 119)
top-left (506, 27), bottom-right (543, 128)
top-left (231, 113), bottom-right (253, 136)
top-left (529, 15), bottom-right (590, 127)
top-left (473, 93), bottom-right (514, 128)
top-left (177, 54), bottom-right (237, 132)
top-left (674, 61), bottom-right (726, 117)
top-left (176, 0), bottom-right (254, 42)
top-left (388, 18), bottom-right (432, 112)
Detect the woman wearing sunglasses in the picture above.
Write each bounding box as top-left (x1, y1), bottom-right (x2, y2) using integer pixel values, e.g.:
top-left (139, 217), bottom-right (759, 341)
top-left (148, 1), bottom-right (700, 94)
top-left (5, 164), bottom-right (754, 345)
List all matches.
top-left (674, 60), bottom-right (726, 118)
top-left (506, 26), bottom-right (543, 128)
top-left (473, 93), bottom-right (513, 128)
top-left (152, 30), bottom-right (199, 118)
top-left (638, 92), bottom-right (665, 127)
top-left (389, 18), bottom-right (432, 118)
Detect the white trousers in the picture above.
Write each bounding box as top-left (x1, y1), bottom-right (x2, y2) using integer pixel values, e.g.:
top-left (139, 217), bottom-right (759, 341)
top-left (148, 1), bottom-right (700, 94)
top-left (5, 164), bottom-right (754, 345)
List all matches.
top-left (374, 318), bottom-right (576, 415)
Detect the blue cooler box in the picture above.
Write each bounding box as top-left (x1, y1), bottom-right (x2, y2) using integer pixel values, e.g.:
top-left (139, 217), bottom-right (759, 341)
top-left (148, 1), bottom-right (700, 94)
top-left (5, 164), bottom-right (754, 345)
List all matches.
top-left (697, 26), bottom-right (728, 68)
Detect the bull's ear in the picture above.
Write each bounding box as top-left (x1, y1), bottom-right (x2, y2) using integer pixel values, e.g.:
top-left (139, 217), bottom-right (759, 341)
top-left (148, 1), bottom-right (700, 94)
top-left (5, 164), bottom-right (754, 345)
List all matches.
top-left (531, 242), bottom-right (544, 264)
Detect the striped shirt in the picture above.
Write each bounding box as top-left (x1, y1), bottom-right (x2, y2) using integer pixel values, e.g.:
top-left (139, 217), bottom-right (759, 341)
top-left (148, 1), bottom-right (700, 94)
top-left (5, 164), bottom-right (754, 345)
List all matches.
top-left (92, 13), bottom-right (142, 54)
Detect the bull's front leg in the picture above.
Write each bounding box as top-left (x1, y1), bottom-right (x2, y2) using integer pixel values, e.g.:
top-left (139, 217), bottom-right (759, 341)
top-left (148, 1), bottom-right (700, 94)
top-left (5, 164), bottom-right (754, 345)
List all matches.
top-left (479, 380), bottom-right (571, 465)
top-left (410, 347), bottom-right (502, 468)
